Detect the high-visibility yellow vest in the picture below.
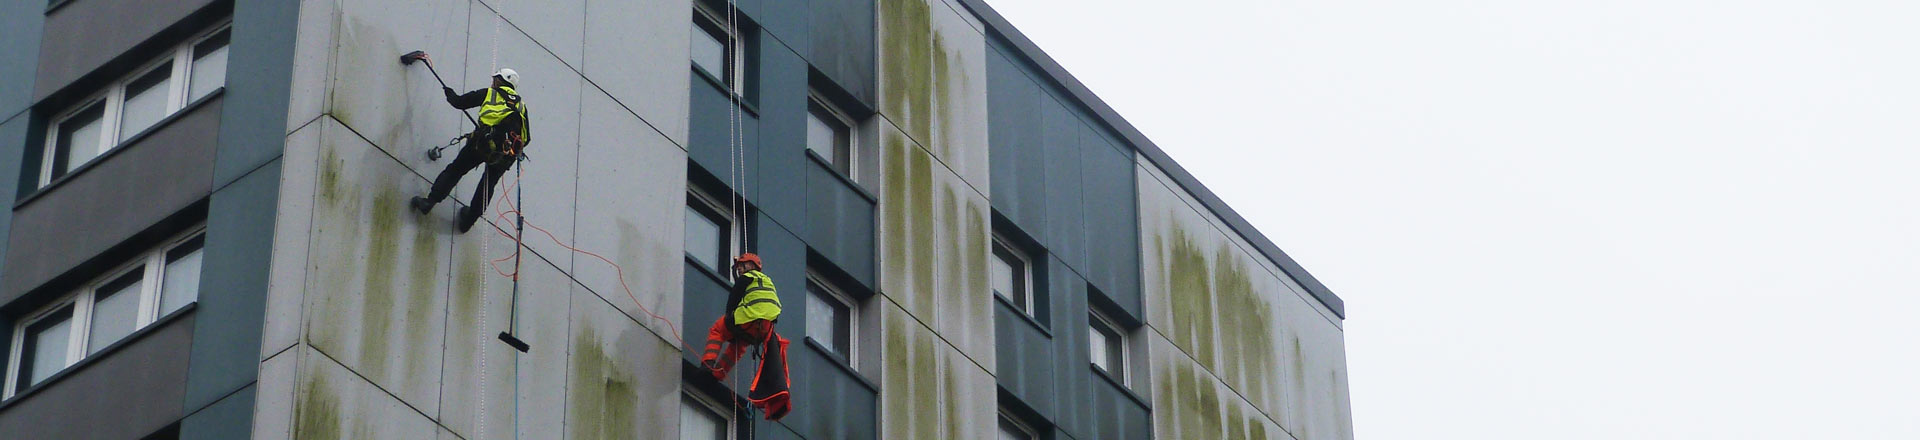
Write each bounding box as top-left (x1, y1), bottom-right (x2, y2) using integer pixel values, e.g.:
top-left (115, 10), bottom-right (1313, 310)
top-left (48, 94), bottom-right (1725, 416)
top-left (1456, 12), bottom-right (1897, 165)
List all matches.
top-left (733, 270), bottom-right (781, 324)
top-left (478, 86), bottom-right (524, 127)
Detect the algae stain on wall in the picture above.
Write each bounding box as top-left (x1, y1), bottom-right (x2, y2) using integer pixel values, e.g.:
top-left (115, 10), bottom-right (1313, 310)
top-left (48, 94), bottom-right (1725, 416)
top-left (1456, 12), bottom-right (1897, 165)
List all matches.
top-left (569, 326), bottom-right (641, 440)
top-left (880, 0), bottom-right (934, 144)
top-left (295, 369), bottom-right (372, 440)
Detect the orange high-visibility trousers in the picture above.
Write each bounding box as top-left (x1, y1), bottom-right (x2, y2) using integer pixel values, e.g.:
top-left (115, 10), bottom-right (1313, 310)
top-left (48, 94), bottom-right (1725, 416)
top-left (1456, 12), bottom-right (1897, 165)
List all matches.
top-left (701, 316), bottom-right (772, 380)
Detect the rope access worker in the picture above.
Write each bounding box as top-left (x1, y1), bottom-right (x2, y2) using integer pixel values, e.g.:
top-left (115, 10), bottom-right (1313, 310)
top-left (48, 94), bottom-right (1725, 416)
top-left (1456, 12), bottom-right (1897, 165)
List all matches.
top-left (410, 66), bottom-right (532, 233)
top-left (701, 253), bottom-right (793, 420)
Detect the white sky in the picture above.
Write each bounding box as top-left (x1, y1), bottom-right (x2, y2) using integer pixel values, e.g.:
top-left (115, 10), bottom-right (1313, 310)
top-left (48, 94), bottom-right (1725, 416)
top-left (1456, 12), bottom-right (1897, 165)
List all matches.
top-left (985, 0), bottom-right (1920, 438)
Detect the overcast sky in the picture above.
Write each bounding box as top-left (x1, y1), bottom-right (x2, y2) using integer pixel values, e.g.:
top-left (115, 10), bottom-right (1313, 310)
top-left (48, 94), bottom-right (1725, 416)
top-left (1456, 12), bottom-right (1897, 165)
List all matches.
top-left (985, 0), bottom-right (1919, 438)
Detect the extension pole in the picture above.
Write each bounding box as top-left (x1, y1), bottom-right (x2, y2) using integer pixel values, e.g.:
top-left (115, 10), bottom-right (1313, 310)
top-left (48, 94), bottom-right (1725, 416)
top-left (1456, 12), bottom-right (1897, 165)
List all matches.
top-left (399, 51), bottom-right (480, 129)
top-left (497, 164), bottom-right (531, 353)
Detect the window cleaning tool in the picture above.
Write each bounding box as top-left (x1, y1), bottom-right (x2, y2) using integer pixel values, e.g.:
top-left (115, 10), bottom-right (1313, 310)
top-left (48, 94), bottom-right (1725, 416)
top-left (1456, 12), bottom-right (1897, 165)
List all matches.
top-left (497, 163), bottom-right (531, 353)
top-left (400, 50), bottom-right (479, 162)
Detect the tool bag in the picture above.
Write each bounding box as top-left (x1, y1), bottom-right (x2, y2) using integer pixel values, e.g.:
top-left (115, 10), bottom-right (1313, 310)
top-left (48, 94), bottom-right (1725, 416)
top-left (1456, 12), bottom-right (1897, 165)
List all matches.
top-left (748, 330), bottom-right (792, 421)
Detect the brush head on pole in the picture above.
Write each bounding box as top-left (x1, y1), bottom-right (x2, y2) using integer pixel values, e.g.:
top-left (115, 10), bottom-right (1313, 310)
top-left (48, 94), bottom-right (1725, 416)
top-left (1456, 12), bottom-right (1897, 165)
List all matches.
top-left (498, 332), bottom-right (530, 353)
top-left (400, 50), bottom-right (428, 65)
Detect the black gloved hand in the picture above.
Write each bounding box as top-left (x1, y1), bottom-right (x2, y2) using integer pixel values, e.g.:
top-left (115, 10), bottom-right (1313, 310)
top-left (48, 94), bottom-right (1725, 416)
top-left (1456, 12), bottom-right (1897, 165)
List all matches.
top-left (442, 86), bottom-right (457, 99)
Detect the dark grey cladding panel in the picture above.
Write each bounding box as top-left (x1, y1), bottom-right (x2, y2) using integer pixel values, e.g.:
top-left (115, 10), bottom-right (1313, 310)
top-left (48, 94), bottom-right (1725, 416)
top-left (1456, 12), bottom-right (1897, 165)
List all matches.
top-left (213, 0), bottom-right (300, 186)
top-left (993, 296), bottom-right (1057, 422)
top-left (185, 157), bottom-right (278, 410)
top-left (809, 0), bottom-right (877, 104)
top-left (0, 1), bottom-right (44, 118)
top-left (1044, 256), bottom-right (1096, 439)
top-left (3, 97), bottom-right (222, 304)
top-left (179, 383), bottom-right (256, 440)
top-left (33, 0), bottom-right (220, 102)
top-left (1087, 380), bottom-right (1151, 440)
top-left (1080, 128), bottom-right (1141, 319)
top-left (787, 341), bottom-right (879, 440)
top-left (688, 75), bottom-right (761, 197)
top-left (755, 0), bottom-right (808, 54)
top-left (986, 44), bottom-right (1044, 237)
top-left (751, 212), bottom-right (804, 335)
top-left (0, 116), bottom-right (28, 284)
top-left (954, 0), bottom-right (1345, 318)
top-left (0, 313), bottom-right (194, 439)
top-left (750, 418), bottom-right (806, 440)
top-left (805, 161), bottom-right (876, 285)
top-left (681, 259), bottom-right (732, 364)
top-left (1040, 97), bottom-right (1087, 272)
top-left (755, 42), bottom-right (809, 227)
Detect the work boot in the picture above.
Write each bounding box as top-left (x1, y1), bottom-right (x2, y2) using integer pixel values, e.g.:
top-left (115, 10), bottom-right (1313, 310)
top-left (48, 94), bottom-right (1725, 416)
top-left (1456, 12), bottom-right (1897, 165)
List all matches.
top-left (410, 196), bottom-right (434, 215)
top-left (457, 206), bottom-right (478, 233)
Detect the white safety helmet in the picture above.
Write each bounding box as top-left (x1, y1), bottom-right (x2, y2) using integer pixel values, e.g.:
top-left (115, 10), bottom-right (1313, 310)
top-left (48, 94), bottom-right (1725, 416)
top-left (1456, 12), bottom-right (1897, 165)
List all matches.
top-left (493, 68), bottom-right (520, 87)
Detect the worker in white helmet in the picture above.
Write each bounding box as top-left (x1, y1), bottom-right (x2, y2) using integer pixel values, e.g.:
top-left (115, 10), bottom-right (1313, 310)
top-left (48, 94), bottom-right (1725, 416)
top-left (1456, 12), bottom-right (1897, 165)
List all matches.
top-left (412, 67), bottom-right (532, 233)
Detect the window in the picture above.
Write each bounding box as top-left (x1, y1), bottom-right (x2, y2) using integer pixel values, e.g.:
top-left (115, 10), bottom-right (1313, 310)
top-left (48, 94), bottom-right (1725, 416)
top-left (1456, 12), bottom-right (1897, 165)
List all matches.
top-left (680, 394), bottom-right (729, 440)
top-left (998, 413), bottom-right (1038, 440)
top-left (158, 236), bottom-right (204, 317)
top-left (991, 238), bottom-right (1033, 316)
top-left (805, 97), bottom-right (853, 178)
top-left (690, 5), bottom-right (749, 96)
top-left (118, 64), bottom-right (173, 143)
top-left (1089, 312), bottom-right (1127, 384)
top-left (804, 276), bottom-right (854, 363)
top-left (188, 29), bottom-right (230, 103)
top-left (37, 24), bottom-right (228, 188)
top-left (4, 230), bottom-right (205, 398)
top-left (49, 102), bottom-right (105, 182)
top-left (14, 305), bottom-right (74, 393)
top-left (684, 192), bottom-right (731, 275)
top-left (689, 18), bottom-right (727, 83)
top-left (87, 271), bottom-right (144, 354)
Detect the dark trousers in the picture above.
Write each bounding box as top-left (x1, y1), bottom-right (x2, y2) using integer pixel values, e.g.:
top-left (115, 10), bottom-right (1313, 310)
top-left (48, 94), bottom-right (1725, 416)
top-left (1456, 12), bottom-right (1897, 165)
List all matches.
top-left (425, 137), bottom-right (511, 230)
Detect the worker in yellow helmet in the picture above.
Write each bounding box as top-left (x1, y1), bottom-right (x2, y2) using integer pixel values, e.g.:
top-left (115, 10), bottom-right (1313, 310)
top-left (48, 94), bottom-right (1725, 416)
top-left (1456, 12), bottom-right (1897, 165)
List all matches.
top-left (411, 67), bottom-right (532, 233)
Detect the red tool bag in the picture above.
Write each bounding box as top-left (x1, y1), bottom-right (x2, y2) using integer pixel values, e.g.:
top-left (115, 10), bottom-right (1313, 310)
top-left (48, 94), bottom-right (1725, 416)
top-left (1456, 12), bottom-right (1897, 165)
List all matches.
top-left (747, 330), bottom-right (792, 421)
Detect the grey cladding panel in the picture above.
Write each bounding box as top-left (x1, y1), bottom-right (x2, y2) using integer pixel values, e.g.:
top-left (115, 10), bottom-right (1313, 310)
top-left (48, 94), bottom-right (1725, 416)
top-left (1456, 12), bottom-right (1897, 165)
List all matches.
top-left (787, 343), bottom-right (879, 440)
top-left (809, 0), bottom-right (876, 103)
top-left (0, 116), bottom-right (28, 282)
top-left (755, 43), bottom-right (810, 227)
top-left (33, 0), bottom-right (219, 102)
top-left (993, 298), bottom-right (1057, 422)
top-left (805, 162), bottom-right (877, 286)
top-left (184, 159), bottom-right (279, 409)
top-left (986, 45), bottom-right (1044, 235)
top-left (1080, 129), bottom-right (1141, 319)
top-left (213, 0), bottom-right (301, 186)
top-left (682, 261), bottom-right (732, 363)
top-left (0, 313), bottom-right (194, 440)
top-left (688, 77), bottom-right (760, 196)
top-left (179, 383), bottom-right (256, 440)
top-left (2, 98), bottom-right (222, 304)
top-left (1088, 381), bottom-right (1151, 440)
top-left (1040, 98), bottom-right (1086, 272)
top-left (756, 0), bottom-right (809, 55)
top-left (0, 2), bottom-right (43, 117)
top-left (1046, 257), bottom-right (1098, 439)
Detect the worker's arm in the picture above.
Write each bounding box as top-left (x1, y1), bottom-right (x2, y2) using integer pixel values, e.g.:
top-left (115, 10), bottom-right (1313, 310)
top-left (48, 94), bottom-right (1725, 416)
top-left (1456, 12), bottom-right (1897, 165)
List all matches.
top-left (445, 87), bottom-right (487, 109)
top-left (725, 273), bottom-right (751, 315)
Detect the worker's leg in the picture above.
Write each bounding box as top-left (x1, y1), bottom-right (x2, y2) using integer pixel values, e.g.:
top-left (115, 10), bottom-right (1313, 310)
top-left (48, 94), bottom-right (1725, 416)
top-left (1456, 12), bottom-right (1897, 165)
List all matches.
top-left (701, 316), bottom-right (732, 371)
top-left (420, 139), bottom-right (487, 206)
top-left (712, 320), bottom-right (770, 380)
top-left (457, 161), bottom-right (511, 232)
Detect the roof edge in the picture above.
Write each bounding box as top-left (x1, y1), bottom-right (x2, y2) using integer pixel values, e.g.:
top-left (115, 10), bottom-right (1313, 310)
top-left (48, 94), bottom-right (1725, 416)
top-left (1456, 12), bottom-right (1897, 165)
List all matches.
top-left (953, 0), bottom-right (1346, 318)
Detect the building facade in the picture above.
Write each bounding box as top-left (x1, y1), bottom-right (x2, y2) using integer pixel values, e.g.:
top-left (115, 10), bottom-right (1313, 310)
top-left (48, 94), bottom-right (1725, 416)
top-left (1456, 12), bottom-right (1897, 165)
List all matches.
top-left (0, 0), bottom-right (1353, 439)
